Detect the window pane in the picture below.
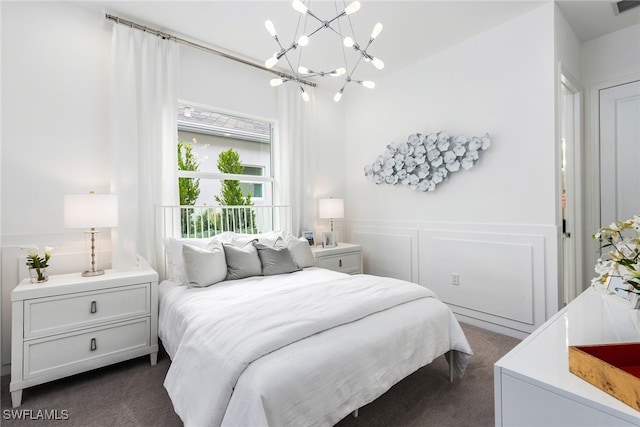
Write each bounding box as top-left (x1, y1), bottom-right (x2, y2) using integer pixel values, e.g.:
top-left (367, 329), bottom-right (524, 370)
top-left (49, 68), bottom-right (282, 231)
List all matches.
top-left (239, 182), bottom-right (263, 198)
top-left (179, 131), bottom-right (271, 176)
top-left (177, 104), bottom-right (273, 207)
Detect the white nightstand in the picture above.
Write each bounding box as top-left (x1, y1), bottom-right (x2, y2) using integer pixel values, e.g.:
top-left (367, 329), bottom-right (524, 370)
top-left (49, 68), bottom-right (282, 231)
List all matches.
top-left (10, 261), bottom-right (159, 408)
top-left (311, 243), bottom-right (363, 274)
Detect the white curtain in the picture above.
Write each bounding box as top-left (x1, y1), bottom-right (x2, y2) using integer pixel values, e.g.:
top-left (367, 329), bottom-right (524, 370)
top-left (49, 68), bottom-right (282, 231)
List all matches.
top-left (110, 24), bottom-right (179, 271)
top-left (275, 85), bottom-right (316, 236)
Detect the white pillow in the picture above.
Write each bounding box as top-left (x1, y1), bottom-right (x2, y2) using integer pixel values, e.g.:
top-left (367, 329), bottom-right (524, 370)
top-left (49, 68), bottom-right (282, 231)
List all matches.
top-left (232, 231), bottom-right (284, 247)
top-left (182, 241), bottom-right (227, 287)
top-left (285, 235), bottom-right (317, 268)
top-left (163, 237), bottom-right (214, 285)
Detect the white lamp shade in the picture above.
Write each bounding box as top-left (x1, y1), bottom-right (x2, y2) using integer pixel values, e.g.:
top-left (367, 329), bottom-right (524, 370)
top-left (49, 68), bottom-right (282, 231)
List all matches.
top-left (64, 194), bottom-right (118, 228)
top-left (318, 198), bottom-right (344, 219)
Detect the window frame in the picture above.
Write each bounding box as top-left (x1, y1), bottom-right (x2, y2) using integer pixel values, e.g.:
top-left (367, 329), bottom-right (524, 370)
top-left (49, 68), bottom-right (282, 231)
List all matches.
top-left (176, 101), bottom-right (276, 204)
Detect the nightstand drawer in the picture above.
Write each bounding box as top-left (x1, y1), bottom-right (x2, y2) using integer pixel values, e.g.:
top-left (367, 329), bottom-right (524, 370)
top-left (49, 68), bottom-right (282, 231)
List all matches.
top-left (24, 284), bottom-right (150, 339)
top-left (317, 252), bottom-right (361, 274)
top-left (23, 318), bottom-right (150, 379)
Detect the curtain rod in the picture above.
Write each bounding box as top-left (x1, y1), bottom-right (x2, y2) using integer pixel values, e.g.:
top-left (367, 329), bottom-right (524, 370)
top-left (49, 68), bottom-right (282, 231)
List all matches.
top-left (105, 13), bottom-right (316, 88)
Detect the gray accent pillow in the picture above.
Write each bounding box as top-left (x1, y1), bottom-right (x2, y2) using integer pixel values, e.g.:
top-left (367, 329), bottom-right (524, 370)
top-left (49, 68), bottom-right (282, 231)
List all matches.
top-left (223, 242), bottom-right (263, 280)
top-left (182, 241), bottom-right (227, 287)
top-left (284, 235), bottom-right (317, 268)
top-left (254, 242), bottom-right (301, 276)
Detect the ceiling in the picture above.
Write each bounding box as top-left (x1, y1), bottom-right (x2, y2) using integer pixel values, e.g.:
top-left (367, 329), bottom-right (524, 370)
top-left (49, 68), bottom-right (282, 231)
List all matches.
top-left (556, 0), bottom-right (640, 42)
top-left (91, 1), bottom-right (639, 88)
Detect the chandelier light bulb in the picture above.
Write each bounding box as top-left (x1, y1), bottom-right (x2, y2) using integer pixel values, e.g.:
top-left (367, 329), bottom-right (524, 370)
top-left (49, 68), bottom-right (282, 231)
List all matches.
top-left (301, 90), bottom-right (310, 102)
top-left (331, 67), bottom-right (346, 76)
top-left (270, 78), bottom-right (284, 87)
top-left (344, 1), bottom-right (361, 15)
top-left (371, 23), bottom-right (383, 39)
top-left (362, 80), bottom-right (375, 89)
top-left (298, 66), bottom-right (310, 74)
top-left (343, 37), bottom-right (354, 48)
top-left (265, 55), bottom-right (278, 69)
top-left (298, 35), bottom-right (309, 46)
top-left (334, 90), bottom-right (344, 102)
top-left (265, 20), bottom-right (277, 37)
top-left (292, 0), bottom-right (308, 14)
top-left (371, 57), bottom-right (385, 70)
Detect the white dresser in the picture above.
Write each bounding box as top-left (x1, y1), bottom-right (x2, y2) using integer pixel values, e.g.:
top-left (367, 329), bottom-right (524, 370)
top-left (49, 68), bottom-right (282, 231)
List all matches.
top-left (10, 263), bottom-right (159, 408)
top-left (312, 243), bottom-right (363, 275)
top-left (494, 286), bottom-right (640, 426)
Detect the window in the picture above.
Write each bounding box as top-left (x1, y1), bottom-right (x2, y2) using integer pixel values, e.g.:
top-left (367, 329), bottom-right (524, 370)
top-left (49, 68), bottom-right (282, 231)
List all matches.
top-left (177, 103), bottom-right (273, 207)
top-left (239, 165), bottom-right (265, 199)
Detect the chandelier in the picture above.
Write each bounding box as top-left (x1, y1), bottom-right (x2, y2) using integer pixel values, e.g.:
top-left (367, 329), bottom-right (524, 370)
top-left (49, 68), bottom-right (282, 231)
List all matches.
top-left (264, 0), bottom-right (384, 102)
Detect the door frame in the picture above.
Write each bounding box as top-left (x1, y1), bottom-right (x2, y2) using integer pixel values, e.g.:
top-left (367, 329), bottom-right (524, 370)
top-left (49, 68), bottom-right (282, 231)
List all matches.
top-left (586, 73), bottom-right (640, 283)
top-left (557, 64), bottom-right (583, 304)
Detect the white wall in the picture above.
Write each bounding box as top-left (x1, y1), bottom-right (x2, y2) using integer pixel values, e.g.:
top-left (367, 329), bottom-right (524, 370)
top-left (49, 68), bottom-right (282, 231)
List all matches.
top-left (345, 3), bottom-right (558, 337)
top-left (1, 1), bottom-right (114, 374)
top-left (554, 3), bottom-right (581, 83)
top-left (0, 1), bottom-right (345, 372)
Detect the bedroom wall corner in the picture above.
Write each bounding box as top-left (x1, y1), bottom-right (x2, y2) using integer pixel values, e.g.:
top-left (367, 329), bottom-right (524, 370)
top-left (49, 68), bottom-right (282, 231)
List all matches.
top-left (345, 2), bottom-right (557, 337)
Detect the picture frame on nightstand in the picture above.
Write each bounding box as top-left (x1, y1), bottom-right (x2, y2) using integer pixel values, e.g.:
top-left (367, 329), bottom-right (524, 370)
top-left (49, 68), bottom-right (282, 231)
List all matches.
top-left (604, 274), bottom-right (640, 309)
top-left (303, 230), bottom-right (315, 246)
top-left (322, 231), bottom-right (335, 248)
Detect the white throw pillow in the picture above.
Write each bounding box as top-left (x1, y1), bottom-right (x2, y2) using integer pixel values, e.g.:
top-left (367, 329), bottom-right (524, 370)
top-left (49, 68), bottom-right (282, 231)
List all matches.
top-left (182, 241), bottom-right (227, 287)
top-left (285, 235), bottom-right (317, 268)
top-left (232, 231), bottom-right (284, 247)
top-left (163, 237), bottom-right (214, 285)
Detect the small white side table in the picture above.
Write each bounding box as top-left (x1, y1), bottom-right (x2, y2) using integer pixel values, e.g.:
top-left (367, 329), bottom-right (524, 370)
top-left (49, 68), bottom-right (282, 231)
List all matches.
top-left (311, 243), bottom-right (363, 275)
top-left (10, 262), bottom-right (159, 408)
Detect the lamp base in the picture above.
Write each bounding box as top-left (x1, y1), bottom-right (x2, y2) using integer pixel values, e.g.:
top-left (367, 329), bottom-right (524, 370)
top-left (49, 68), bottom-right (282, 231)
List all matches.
top-left (82, 269), bottom-right (105, 277)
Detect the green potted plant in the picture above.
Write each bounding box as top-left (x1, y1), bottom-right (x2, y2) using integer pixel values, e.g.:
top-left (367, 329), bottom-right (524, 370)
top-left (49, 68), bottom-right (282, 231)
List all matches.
top-left (21, 245), bottom-right (54, 283)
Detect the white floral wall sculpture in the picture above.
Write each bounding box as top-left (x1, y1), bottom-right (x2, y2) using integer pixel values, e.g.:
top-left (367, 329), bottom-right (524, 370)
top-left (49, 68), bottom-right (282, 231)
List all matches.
top-left (364, 131), bottom-right (490, 192)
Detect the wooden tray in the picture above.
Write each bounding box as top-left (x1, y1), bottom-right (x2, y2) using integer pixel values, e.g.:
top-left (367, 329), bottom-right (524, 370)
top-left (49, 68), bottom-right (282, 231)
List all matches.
top-left (569, 342), bottom-right (640, 412)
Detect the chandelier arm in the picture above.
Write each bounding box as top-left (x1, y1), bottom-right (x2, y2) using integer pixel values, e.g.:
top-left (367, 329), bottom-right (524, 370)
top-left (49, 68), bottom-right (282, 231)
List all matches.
top-left (326, 12), bottom-right (347, 25)
top-left (347, 53), bottom-right (364, 77)
top-left (305, 10), bottom-right (326, 25)
top-left (282, 51), bottom-right (300, 76)
top-left (305, 24), bottom-right (327, 39)
top-left (326, 25), bottom-right (347, 39)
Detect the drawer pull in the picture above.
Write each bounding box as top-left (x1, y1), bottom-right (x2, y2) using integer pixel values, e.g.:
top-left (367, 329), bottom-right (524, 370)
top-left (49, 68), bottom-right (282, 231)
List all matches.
top-left (90, 338), bottom-right (97, 352)
top-left (339, 259), bottom-right (343, 268)
top-left (90, 301), bottom-right (97, 314)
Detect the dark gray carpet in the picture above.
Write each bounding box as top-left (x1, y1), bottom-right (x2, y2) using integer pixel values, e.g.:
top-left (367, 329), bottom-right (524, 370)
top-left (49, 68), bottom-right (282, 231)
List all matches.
top-left (1, 323), bottom-right (520, 426)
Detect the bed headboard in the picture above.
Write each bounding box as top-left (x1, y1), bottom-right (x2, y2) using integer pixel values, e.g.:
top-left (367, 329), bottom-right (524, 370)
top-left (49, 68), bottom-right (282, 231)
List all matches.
top-left (155, 205), bottom-right (291, 280)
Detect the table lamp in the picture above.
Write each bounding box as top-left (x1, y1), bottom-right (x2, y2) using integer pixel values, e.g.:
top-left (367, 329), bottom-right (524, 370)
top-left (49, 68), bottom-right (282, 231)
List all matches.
top-left (318, 197), bottom-right (344, 233)
top-left (64, 192), bottom-right (118, 276)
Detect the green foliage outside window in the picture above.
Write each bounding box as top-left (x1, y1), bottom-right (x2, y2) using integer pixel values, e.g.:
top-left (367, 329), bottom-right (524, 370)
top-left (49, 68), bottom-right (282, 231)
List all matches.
top-left (178, 141), bottom-right (200, 236)
top-left (215, 148), bottom-right (256, 233)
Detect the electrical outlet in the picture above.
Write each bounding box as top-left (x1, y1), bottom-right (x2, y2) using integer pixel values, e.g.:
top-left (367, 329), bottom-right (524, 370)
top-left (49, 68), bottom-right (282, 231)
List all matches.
top-left (452, 273), bottom-right (460, 286)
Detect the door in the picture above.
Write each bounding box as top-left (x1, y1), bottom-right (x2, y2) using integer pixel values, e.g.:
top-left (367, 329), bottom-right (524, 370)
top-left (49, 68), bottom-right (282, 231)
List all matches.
top-left (560, 70), bottom-right (582, 304)
top-left (600, 80), bottom-right (640, 226)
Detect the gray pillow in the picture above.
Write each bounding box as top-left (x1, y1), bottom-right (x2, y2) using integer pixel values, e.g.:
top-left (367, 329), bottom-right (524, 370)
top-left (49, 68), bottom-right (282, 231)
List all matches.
top-left (182, 242), bottom-right (227, 287)
top-left (223, 242), bottom-right (262, 280)
top-left (284, 235), bottom-right (317, 268)
top-left (254, 242), bottom-right (301, 276)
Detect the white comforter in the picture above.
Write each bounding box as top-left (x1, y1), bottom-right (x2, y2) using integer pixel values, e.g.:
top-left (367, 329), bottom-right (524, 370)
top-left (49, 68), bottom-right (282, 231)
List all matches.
top-left (159, 268), bottom-right (472, 427)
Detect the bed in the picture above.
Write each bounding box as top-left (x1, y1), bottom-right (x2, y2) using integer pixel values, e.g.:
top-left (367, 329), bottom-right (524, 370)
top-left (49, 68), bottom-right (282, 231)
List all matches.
top-left (158, 230), bottom-right (472, 427)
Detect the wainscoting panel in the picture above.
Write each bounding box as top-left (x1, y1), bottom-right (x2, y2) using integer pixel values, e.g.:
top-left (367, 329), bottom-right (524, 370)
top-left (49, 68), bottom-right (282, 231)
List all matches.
top-left (351, 231), bottom-right (415, 282)
top-left (349, 220), bottom-right (555, 337)
top-left (420, 229), bottom-right (545, 332)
